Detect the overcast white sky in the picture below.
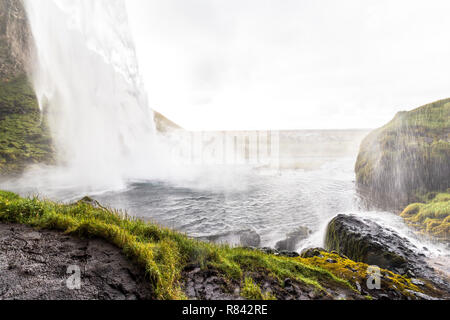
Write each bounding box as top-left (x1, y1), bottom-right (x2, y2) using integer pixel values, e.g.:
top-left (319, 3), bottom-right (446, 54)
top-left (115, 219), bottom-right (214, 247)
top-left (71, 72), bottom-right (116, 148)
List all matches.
top-left (126, 0), bottom-right (450, 130)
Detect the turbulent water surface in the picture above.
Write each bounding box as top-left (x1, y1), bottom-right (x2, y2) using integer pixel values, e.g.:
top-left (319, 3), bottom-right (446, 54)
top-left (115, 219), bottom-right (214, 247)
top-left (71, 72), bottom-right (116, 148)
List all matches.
top-left (94, 158), bottom-right (356, 249)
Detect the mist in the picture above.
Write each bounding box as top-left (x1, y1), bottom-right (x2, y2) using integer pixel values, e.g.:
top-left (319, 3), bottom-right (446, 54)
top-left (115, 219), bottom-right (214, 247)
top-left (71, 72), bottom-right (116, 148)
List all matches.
top-left (126, 0), bottom-right (450, 130)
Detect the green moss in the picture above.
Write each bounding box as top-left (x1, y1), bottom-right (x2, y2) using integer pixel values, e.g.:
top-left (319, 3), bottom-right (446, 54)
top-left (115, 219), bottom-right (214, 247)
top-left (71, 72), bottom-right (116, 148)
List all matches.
top-left (241, 277), bottom-right (276, 300)
top-left (0, 74), bottom-right (53, 175)
top-left (324, 217), bottom-right (384, 264)
top-left (213, 246), bottom-right (355, 293)
top-left (401, 192), bottom-right (450, 240)
top-left (298, 251), bottom-right (425, 298)
top-left (0, 190), bottom-right (20, 200)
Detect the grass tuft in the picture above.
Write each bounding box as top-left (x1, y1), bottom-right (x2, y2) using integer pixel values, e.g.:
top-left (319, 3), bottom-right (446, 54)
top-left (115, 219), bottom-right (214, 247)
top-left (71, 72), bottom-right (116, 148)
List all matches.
top-left (241, 277), bottom-right (276, 300)
top-left (0, 75), bottom-right (53, 175)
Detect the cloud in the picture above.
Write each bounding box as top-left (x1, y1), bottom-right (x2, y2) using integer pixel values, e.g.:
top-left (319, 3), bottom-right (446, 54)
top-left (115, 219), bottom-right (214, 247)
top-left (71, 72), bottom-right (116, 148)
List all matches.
top-left (126, 0), bottom-right (450, 130)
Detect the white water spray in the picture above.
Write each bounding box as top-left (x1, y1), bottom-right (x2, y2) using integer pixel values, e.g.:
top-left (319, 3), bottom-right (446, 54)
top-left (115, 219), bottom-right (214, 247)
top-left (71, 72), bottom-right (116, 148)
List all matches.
top-left (20, 0), bottom-right (158, 193)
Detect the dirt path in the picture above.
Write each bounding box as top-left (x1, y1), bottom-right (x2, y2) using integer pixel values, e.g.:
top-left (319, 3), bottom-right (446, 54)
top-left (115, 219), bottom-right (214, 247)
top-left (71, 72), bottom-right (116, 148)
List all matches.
top-left (0, 223), bottom-right (154, 300)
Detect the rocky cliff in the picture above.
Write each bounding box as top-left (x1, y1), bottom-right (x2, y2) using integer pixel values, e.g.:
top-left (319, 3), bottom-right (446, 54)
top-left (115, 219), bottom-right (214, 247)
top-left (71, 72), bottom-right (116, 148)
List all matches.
top-left (0, 0), bottom-right (52, 176)
top-left (355, 99), bottom-right (450, 210)
top-left (324, 214), bottom-right (449, 298)
top-left (0, 0), bottom-right (32, 79)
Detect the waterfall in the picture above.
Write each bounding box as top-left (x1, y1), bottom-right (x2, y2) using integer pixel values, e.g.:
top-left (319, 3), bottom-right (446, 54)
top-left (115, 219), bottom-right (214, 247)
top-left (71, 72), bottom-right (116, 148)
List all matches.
top-left (20, 0), bottom-right (157, 194)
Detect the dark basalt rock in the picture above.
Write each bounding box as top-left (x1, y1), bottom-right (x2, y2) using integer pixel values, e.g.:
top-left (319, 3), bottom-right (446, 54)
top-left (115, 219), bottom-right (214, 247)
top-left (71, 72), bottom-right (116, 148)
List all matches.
top-left (197, 229), bottom-right (261, 248)
top-left (326, 215), bottom-right (421, 271)
top-left (182, 266), bottom-right (361, 300)
top-left (182, 266), bottom-right (242, 300)
top-left (275, 226), bottom-right (311, 251)
top-left (239, 230), bottom-right (261, 248)
top-left (251, 247), bottom-right (299, 258)
top-left (260, 247), bottom-right (279, 255)
top-left (278, 250), bottom-right (299, 258)
top-left (0, 0), bottom-right (54, 176)
top-left (300, 247), bottom-right (325, 258)
top-left (325, 214), bottom-right (449, 292)
top-left (0, 224), bottom-right (154, 300)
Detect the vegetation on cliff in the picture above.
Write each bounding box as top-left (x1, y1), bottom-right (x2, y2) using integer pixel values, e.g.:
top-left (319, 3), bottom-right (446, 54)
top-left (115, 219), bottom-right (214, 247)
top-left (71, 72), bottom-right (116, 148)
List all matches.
top-left (0, 0), bottom-right (52, 175)
top-left (0, 0), bottom-right (33, 80)
top-left (401, 191), bottom-right (450, 241)
top-left (355, 98), bottom-right (450, 209)
top-left (0, 75), bottom-right (53, 175)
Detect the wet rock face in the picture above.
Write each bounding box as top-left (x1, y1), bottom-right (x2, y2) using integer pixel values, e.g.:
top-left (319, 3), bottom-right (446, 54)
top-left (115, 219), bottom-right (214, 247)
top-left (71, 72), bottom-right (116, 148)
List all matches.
top-left (182, 266), bottom-right (242, 300)
top-left (300, 247), bottom-right (326, 259)
top-left (326, 215), bottom-right (422, 272)
top-left (355, 99), bottom-right (450, 210)
top-left (239, 230), bottom-right (261, 248)
top-left (275, 226), bottom-right (311, 251)
top-left (198, 229), bottom-right (262, 248)
top-left (0, 0), bottom-right (34, 79)
top-left (325, 214), bottom-right (449, 292)
top-left (0, 224), bottom-right (154, 300)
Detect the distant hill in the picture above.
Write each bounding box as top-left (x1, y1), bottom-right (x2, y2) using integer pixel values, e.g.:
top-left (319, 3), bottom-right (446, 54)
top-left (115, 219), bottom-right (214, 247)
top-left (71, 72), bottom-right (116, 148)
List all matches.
top-left (153, 110), bottom-right (182, 133)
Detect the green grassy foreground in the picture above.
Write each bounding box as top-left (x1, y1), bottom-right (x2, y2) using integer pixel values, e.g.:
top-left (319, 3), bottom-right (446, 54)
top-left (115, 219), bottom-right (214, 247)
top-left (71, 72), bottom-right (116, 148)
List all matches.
top-left (401, 191), bottom-right (450, 241)
top-left (0, 190), bottom-right (357, 300)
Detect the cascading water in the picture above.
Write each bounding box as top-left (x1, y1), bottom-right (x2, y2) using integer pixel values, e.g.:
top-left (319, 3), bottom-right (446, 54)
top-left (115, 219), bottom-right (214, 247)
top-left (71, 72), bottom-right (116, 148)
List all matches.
top-left (17, 0), bottom-right (158, 195)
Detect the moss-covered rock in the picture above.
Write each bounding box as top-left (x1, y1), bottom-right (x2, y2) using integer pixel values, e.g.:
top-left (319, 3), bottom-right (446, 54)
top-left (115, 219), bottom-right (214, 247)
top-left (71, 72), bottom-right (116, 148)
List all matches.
top-left (0, 74), bottom-right (53, 175)
top-left (401, 191), bottom-right (450, 241)
top-left (298, 249), bottom-right (445, 300)
top-left (326, 215), bottom-right (410, 271)
top-left (355, 99), bottom-right (450, 210)
top-left (0, 0), bottom-right (53, 175)
top-left (324, 214), bottom-right (449, 295)
top-left (275, 226), bottom-right (311, 251)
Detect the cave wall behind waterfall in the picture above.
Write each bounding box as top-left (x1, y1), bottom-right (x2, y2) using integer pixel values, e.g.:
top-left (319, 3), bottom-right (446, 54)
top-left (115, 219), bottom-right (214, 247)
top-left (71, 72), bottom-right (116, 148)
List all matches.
top-left (0, 0), bottom-right (52, 176)
top-left (0, 0), bottom-right (33, 78)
